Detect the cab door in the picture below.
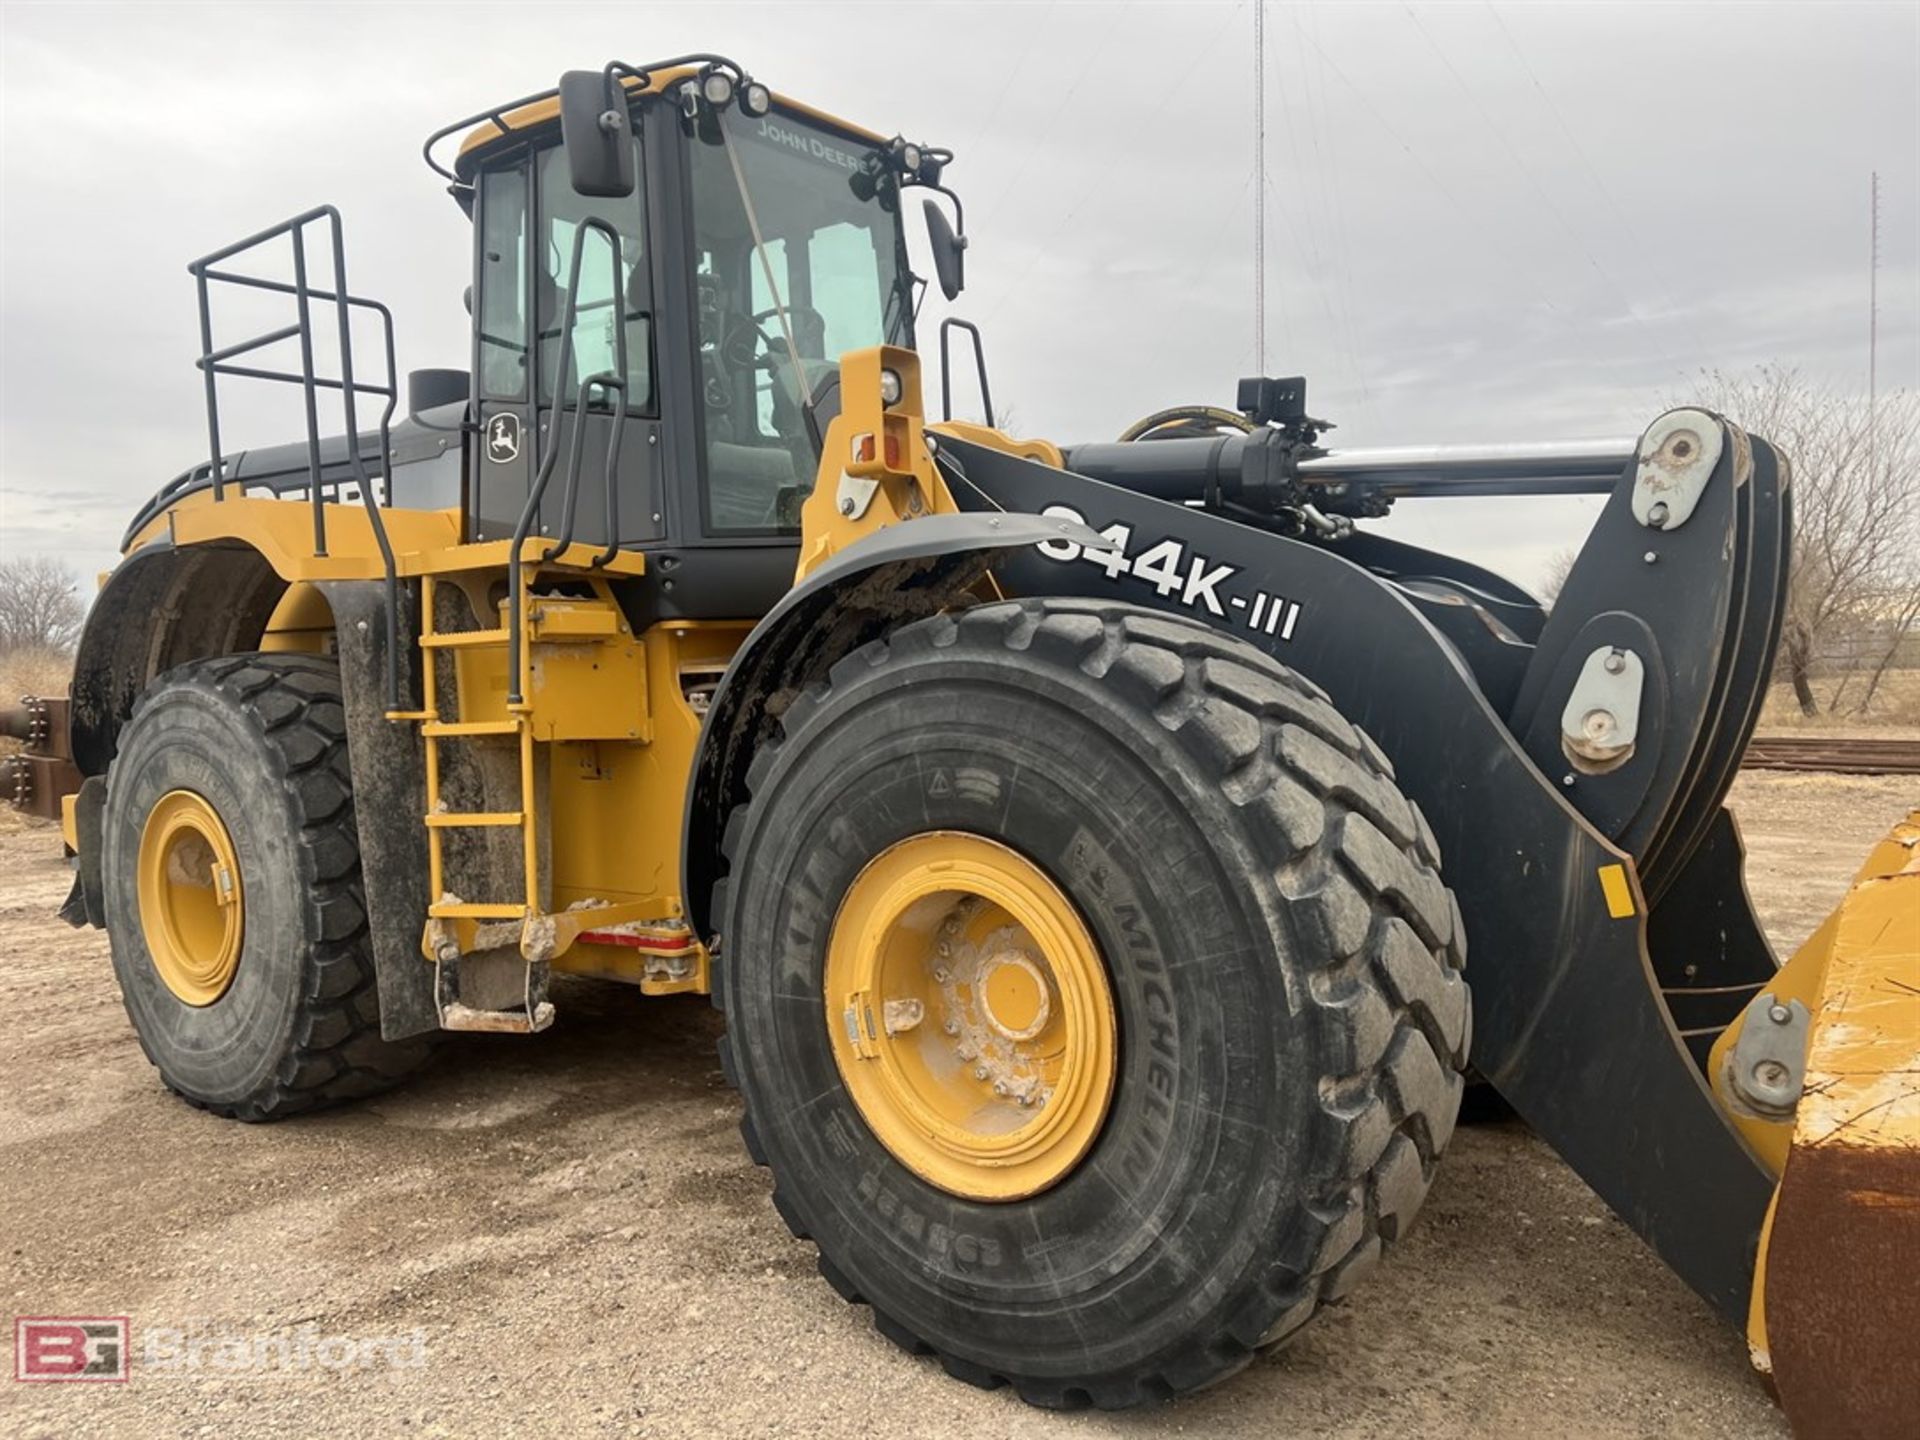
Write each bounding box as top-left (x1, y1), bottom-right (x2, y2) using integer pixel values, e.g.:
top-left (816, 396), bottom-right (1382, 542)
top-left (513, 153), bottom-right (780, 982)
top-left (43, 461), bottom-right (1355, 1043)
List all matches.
top-left (469, 133), bottom-right (664, 548)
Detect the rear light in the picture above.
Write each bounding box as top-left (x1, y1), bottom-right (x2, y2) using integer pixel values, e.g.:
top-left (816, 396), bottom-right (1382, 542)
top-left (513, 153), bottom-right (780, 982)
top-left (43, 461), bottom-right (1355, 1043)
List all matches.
top-left (852, 432), bottom-right (877, 465)
top-left (884, 433), bottom-right (901, 469)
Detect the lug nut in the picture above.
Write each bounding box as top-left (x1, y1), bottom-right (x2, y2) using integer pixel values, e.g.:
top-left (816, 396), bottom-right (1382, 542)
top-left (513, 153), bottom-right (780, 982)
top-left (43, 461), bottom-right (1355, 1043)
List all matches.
top-left (974, 1065), bottom-right (989, 1081)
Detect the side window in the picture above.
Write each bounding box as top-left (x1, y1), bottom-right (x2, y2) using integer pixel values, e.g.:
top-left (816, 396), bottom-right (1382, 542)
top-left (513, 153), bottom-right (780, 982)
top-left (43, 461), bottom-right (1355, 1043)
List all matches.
top-left (536, 140), bottom-right (652, 412)
top-left (477, 165), bottom-right (528, 399)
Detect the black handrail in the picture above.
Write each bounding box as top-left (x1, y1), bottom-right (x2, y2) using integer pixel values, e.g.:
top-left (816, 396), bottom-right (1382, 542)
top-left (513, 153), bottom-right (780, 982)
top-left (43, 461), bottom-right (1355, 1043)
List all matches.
top-left (505, 216), bottom-right (632, 705)
top-left (421, 53), bottom-right (745, 185)
top-left (938, 316), bottom-right (994, 428)
top-left (188, 206), bottom-right (406, 710)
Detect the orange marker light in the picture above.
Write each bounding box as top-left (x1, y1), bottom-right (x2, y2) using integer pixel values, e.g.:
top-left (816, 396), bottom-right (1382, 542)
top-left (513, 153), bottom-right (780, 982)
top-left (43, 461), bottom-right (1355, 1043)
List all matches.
top-left (852, 432), bottom-right (876, 465)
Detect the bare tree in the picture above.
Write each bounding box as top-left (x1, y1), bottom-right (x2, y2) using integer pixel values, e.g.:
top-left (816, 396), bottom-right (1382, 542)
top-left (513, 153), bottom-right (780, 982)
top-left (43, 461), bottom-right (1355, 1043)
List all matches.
top-left (1537, 546), bottom-right (1578, 606)
top-left (0, 556), bottom-right (87, 655)
top-left (1677, 367), bottom-right (1920, 716)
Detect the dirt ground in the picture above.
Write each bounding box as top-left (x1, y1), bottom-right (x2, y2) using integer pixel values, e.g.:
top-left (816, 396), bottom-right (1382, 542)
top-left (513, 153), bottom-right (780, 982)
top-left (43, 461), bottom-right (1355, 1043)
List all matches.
top-left (1, 772), bottom-right (1911, 1439)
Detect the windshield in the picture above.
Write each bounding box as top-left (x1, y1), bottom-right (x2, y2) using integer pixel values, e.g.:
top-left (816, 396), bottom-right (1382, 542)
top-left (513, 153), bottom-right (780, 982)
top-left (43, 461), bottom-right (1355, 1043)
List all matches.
top-left (687, 106), bottom-right (912, 534)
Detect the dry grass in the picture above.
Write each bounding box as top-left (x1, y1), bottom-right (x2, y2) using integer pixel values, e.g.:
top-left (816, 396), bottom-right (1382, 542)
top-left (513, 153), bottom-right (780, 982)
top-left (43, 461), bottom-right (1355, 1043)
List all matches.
top-left (1757, 667), bottom-right (1920, 738)
top-left (0, 644), bottom-right (73, 702)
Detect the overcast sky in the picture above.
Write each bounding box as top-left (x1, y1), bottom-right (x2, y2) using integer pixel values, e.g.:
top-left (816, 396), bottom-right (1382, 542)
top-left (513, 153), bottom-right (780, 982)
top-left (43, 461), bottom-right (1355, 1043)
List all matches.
top-left (2, 1), bottom-right (1915, 588)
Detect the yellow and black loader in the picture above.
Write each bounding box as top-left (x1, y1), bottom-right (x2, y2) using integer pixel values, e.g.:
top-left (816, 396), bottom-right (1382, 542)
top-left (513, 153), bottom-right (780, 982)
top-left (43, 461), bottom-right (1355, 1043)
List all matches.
top-left (6, 54), bottom-right (1913, 1434)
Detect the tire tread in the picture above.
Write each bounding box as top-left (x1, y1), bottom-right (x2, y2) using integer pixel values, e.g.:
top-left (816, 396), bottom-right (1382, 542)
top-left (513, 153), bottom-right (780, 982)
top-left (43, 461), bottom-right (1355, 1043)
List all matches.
top-left (711, 599), bottom-right (1469, 1403)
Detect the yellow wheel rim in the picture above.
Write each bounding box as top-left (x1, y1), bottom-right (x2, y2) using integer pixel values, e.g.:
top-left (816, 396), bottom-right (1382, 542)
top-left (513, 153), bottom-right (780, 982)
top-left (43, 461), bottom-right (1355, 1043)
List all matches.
top-left (825, 832), bottom-right (1117, 1201)
top-left (137, 789), bottom-right (245, 1006)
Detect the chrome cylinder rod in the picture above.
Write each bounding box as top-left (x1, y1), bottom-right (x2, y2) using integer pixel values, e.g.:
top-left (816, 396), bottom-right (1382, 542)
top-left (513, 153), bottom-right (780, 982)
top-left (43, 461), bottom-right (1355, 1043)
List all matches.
top-left (1296, 439), bottom-right (1635, 498)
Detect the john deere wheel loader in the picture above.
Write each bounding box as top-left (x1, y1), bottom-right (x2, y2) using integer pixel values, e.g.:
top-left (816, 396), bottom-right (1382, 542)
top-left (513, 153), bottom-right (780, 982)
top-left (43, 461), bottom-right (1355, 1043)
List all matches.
top-left (9, 54), bottom-right (1914, 1432)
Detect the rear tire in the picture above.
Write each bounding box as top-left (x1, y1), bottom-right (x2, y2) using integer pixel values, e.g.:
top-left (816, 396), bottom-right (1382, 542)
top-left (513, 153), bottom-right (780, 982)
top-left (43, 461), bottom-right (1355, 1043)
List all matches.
top-left (715, 598), bottom-right (1469, 1407)
top-left (103, 654), bottom-right (432, 1120)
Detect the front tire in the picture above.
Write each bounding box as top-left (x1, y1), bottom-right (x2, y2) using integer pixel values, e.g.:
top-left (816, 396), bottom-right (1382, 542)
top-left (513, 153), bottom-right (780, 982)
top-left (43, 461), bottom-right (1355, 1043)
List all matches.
top-left (715, 599), bottom-right (1469, 1407)
top-left (103, 654), bottom-right (432, 1120)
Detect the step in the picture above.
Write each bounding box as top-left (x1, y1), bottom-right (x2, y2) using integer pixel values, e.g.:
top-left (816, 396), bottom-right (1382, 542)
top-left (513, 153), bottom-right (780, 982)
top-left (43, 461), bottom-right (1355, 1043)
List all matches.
top-left (421, 629), bottom-right (511, 650)
top-left (425, 811), bottom-right (524, 829)
top-left (439, 1000), bottom-right (556, 1034)
top-left (428, 901), bottom-right (527, 920)
top-left (421, 719), bottom-right (522, 738)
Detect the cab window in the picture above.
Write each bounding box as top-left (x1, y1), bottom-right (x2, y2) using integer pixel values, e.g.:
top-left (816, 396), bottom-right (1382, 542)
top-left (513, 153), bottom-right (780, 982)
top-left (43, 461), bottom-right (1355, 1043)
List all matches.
top-left (688, 108), bottom-right (910, 535)
top-left (477, 165), bottom-right (529, 400)
top-left (535, 141), bottom-right (653, 413)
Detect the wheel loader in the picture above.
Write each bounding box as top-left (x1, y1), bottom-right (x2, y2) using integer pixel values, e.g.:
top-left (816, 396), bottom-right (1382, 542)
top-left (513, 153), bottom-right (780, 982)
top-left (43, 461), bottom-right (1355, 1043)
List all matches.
top-left (6, 53), bottom-right (1914, 1432)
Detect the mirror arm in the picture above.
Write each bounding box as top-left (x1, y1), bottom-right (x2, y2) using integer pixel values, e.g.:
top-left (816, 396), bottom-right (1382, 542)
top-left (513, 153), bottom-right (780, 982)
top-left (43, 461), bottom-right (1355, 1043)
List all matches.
top-left (916, 179), bottom-right (965, 238)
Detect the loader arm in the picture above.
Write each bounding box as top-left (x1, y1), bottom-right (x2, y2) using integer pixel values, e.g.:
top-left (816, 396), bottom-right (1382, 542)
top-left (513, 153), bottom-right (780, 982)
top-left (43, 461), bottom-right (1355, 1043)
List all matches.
top-left (937, 419), bottom-right (1781, 1322)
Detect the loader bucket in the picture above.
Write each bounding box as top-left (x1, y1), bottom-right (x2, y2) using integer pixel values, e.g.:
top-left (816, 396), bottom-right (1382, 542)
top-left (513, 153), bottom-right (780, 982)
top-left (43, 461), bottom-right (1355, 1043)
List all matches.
top-left (1747, 811), bottom-right (1920, 1438)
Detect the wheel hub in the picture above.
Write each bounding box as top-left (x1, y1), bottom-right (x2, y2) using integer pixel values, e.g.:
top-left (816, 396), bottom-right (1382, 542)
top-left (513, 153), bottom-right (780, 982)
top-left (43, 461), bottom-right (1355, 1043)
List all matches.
top-left (137, 789), bottom-right (244, 1006)
top-left (825, 832), bottom-right (1117, 1201)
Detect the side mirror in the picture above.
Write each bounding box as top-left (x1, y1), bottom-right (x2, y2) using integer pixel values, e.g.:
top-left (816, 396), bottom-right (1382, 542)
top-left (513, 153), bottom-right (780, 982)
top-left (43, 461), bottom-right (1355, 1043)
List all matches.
top-left (558, 70), bottom-right (635, 198)
top-left (923, 198), bottom-right (967, 301)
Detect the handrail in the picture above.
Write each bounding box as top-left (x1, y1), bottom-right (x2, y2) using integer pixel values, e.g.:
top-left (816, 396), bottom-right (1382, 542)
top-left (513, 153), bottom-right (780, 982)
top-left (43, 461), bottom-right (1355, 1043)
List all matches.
top-left (188, 205), bottom-right (406, 710)
top-left (421, 53), bottom-right (745, 185)
top-left (505, 216), bottom-right (632, 706)
top-left (938, 316), bottom-right (994, 427)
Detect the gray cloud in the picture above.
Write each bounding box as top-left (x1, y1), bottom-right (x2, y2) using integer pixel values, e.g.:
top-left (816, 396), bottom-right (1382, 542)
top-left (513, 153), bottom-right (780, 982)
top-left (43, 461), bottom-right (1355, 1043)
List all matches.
top-left (3, 1), bottom-right (1914, 587)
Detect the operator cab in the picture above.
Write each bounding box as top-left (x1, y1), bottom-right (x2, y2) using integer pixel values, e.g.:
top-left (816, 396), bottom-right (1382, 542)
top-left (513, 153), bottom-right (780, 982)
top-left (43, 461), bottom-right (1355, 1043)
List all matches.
top-left (448, 60), bottom-right (947, 615)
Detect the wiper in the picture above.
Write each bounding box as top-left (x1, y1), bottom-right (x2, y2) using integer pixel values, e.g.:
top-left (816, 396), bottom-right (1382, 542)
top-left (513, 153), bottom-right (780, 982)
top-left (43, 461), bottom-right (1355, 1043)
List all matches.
top-left (717, 120), bottom-right (814, 433)
top-left (883, 270), bottom-right (914, 346)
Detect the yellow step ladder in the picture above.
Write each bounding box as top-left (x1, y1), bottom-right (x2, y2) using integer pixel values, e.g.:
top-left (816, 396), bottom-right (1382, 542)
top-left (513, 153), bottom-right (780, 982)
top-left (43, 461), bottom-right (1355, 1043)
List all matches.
top-left (406, 569), bottom-right (550, 1032)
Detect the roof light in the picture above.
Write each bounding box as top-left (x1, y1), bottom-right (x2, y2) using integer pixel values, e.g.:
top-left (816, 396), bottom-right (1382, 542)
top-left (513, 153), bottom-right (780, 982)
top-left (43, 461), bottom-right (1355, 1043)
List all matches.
top-left (701, 70), bottom-right (735, 108)
top-left (740, 80), bottom-right (771, 117)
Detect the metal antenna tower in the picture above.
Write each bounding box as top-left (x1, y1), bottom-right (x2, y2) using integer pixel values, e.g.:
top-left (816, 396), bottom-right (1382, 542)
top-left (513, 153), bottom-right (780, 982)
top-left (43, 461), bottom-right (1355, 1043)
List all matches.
top-left (1869, 170), bottom-right (1880, 417)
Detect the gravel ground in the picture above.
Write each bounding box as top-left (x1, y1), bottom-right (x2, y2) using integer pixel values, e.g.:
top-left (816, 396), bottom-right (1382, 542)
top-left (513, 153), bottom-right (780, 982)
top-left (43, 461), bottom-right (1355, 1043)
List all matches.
top-left (1, 771), bottom-right (1909, 1438)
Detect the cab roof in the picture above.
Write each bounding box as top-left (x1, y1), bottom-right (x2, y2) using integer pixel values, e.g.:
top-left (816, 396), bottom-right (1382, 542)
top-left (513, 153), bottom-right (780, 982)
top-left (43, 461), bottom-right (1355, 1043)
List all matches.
top-left (454, 67), bottom-right (888, 179)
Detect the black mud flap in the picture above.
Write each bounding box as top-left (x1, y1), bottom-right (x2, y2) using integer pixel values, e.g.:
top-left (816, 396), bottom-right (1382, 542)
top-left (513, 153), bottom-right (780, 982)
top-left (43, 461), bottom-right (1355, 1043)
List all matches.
top-left (319, 579), bottom-right (439, 1041)
top-left (941, 430), bottom-right (1777, 1325)
top-left (59, 776), bottom-right (107, 928)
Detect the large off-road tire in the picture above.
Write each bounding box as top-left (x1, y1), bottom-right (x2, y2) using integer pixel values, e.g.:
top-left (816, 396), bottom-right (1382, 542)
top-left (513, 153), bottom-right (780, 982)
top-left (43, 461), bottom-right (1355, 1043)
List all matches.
top-left (714, 598), bottom-right (1470, 1408)
top-left (102, 653), bottom-right (432, 1121)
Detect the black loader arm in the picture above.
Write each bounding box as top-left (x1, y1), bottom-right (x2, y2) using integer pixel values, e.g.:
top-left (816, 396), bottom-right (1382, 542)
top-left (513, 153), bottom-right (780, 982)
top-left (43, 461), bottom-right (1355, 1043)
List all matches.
top-left (937, 417), bottom-right (1786, 1327)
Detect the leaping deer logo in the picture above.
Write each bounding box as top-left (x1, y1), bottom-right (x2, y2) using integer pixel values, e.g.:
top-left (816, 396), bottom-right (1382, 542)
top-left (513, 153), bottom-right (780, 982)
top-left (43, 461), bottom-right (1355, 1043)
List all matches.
top-left (486, 413), bottom-right (521, 464)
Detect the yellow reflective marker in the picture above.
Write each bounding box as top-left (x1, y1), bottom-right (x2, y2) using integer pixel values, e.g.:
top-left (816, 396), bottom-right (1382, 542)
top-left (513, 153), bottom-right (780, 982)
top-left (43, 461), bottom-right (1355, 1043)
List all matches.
top-left (1598, 863), bottom-right (1636, 919)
